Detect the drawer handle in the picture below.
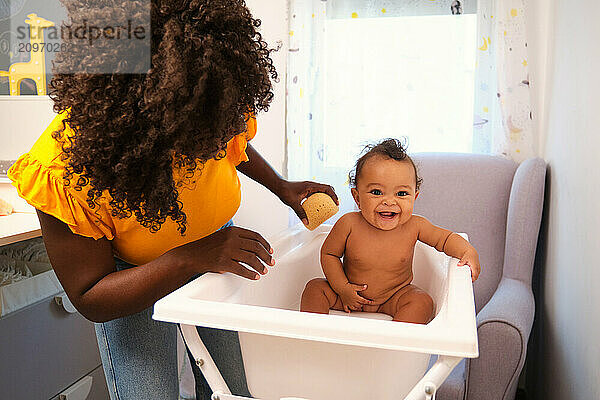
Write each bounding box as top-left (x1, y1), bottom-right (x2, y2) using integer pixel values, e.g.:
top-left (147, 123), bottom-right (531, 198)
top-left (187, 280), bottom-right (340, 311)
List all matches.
top-left (55, 293), bottom-right (77, 314)
top-left (58, 375), bottom-right (93, 400)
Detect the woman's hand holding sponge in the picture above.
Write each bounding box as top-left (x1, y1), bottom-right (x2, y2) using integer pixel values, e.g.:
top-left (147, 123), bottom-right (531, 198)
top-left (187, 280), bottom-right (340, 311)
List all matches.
top-left (301, 193), bottom-right (339, 231)
top-left (275, 181), bottom-right (339, 230)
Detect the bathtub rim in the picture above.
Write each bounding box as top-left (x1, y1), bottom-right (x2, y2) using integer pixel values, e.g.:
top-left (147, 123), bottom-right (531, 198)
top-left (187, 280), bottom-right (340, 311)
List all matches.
top-left (153, 224), bottom-right (479, 358)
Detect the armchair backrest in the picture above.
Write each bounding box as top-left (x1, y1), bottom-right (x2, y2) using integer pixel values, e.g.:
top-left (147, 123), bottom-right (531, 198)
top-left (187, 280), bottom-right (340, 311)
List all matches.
top-left (412, 153), bottom-right (519, 313)
top-left (502, 158), bottom-right (546, 285)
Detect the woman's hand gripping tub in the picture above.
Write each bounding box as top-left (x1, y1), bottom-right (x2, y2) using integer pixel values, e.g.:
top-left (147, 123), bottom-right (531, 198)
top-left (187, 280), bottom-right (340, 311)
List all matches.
top-left (166, 226), bottom-right (275, 281)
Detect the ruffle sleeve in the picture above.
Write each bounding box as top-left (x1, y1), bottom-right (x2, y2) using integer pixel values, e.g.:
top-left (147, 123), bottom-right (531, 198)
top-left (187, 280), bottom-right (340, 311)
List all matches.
top-left (7, 154), bottom-right (115, 241)
top-left (226, 114), bottom-right (257, 166)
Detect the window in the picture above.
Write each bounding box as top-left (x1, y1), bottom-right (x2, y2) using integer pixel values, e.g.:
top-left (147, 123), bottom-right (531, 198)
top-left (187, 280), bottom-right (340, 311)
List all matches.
top-left (287, 0), bottom-right (480, 215)
top-left (322, 13), bottom-right (477, 167)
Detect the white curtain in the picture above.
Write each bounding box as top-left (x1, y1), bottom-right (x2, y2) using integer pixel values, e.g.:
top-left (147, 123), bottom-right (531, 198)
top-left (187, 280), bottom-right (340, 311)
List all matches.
top-left (475, 0), bottom-right (534, 162)
top-left (287, 0), bottom-right (327, 187)
top-left (287, 0), bottom-right (534, 217)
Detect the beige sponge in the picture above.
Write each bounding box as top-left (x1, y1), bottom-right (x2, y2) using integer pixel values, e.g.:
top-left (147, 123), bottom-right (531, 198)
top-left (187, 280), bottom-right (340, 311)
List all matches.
top-left (301, 193), bottom-right (339, 231)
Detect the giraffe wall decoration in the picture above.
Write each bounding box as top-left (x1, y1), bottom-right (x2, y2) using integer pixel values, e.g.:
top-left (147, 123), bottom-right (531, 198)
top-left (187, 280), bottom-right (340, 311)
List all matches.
top-left (0, 13), bottom-right (54, 95)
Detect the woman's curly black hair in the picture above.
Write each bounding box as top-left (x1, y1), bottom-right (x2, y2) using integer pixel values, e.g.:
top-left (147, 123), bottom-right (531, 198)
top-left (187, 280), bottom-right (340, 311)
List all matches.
top-left (49, 0), bottom-right (277, 234)
top-left (348, 138), bottom-right (422, 190)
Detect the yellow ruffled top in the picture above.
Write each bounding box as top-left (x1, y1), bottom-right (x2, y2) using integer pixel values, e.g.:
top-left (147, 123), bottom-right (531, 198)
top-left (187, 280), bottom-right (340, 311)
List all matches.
top-left (8, 111), bottom-right (257, 265)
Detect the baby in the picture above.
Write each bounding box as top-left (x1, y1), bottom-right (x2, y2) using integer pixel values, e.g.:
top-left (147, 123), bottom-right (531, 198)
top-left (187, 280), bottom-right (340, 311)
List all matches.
top-left (300, 139), bottom-right (481, 324)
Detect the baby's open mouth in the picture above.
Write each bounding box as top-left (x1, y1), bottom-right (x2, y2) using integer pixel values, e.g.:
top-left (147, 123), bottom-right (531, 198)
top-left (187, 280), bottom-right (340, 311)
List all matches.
top-left (378, 211), bottom-right (398, 219)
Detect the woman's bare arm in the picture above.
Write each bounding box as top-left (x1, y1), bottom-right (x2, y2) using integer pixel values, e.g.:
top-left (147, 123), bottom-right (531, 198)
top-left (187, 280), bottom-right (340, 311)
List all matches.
top-left (37, 210), bottom-right (196, 322)
top-left (37, 210), bottom-right (274, 322)
top-left (237, 144), bottom-right (338, 225)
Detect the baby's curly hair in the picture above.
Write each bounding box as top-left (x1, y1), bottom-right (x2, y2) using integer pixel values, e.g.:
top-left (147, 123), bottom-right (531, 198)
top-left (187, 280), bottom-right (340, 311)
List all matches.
top-left (348, 138), bottom-right (422, 190)
top-left (49, 0), bottom-right (277, 234)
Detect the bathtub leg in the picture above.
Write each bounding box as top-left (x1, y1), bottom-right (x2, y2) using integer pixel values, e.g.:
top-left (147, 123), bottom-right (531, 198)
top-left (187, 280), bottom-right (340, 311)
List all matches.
top-left (403, 355), bottom-right (463, 400)
top-left (180, 324), bottom-right (233, 398)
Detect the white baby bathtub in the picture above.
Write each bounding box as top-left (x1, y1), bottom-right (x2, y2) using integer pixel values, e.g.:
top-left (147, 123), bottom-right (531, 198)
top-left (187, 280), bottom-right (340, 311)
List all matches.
top-left (153, 224), bottom-right (478, 400)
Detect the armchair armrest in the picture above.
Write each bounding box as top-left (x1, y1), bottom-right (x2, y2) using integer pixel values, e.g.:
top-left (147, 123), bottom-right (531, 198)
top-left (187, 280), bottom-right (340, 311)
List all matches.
top-left (465, 278), bottom-right (535, 400)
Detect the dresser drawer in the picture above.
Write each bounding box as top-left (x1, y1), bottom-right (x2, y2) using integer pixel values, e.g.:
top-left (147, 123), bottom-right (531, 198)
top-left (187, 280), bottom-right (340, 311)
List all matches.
top-left (0, 293), bottom-right (103, 399)
top-left (50, 365), bottom-right (109, 400)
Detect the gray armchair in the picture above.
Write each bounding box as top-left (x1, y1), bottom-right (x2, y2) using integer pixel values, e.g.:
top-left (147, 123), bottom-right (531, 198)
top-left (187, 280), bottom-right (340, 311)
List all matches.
top-left (413, 153), bottom-right (546, 400)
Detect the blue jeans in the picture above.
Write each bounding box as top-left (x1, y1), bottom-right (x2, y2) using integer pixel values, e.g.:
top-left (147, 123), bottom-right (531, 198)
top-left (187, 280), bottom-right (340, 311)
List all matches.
top-left (94, 221), bottom-right (251, 400)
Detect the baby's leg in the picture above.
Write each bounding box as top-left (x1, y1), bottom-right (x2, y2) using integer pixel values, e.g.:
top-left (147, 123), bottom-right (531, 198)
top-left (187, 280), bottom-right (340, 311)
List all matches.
top-left (300, 278), bottom-right (344, 314)
top-left (378, 285), bottom-right (435, 324)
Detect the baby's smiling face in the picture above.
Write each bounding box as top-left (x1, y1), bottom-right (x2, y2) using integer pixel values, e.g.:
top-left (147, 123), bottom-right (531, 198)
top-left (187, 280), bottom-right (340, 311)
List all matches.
top-left (351, 155), bottom-right (419, 231)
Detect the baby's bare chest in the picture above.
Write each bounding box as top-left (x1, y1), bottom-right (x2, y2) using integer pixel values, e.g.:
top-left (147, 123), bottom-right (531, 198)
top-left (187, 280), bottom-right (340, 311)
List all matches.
top-left (343, 230), bottom-right (417, 274)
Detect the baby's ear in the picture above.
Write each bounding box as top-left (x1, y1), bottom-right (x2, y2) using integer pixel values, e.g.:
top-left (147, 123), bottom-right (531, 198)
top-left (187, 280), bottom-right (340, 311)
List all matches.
top-left (351, 188), bottom-right (360, 207)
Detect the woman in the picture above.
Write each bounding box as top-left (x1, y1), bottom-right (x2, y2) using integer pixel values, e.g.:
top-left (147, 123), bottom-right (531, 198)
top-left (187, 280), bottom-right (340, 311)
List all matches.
top-left (8, 1), bottom-right (337, 399)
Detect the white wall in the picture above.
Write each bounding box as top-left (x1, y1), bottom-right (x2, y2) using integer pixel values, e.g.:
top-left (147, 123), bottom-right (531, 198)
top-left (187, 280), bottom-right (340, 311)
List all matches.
top-left (0, 97), bottom-right (56, 161)
top-left (525, 0), bottom-right (554, 154)
top-left (0, 96), bottom-right (56, 211)
top-left (234, 0), bottom-right (291, 239)
top-left (528, 1), bottom-right (600, 399)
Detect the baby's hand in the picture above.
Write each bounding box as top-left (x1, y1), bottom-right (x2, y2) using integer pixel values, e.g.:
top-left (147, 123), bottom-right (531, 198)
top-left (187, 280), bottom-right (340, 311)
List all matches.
top-left (339, 283), bottom-right (373, 312)
top-left (458, 249), bottom-right (481, 282)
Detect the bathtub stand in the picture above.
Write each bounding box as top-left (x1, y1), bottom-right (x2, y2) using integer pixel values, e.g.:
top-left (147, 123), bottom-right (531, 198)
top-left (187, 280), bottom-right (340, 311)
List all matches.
top-left (180, 322), bottom-right (464, 400)
top-left (404, 355), bottom-right (463, 400)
